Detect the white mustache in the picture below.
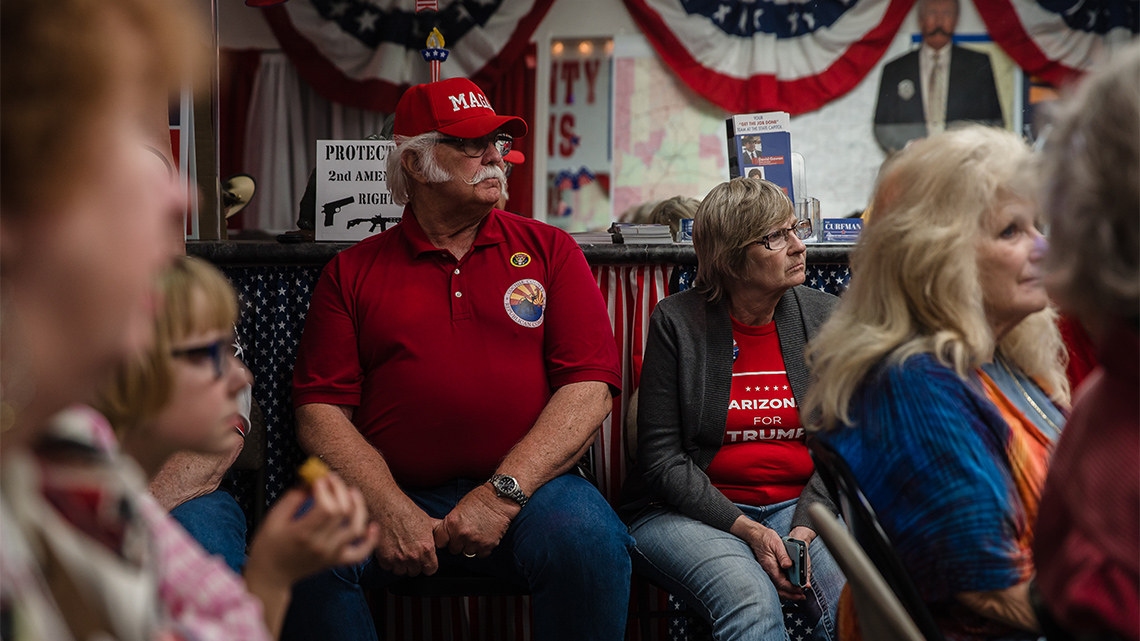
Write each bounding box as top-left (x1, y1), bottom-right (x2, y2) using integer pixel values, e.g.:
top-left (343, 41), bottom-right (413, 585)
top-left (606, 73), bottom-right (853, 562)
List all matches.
top-left (465, 165), bottom-right (508, 186)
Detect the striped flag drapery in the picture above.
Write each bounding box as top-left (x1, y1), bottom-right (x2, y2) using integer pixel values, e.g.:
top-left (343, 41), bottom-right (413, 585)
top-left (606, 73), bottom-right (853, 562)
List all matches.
top-left (593, 264), bottom-right (674, 504)
top-left (974, 0), bottom-right (1138, 86)
top-left (258, 0), bottom-right (555, 112)
top-left (620, 0), bottom-right (916, 116)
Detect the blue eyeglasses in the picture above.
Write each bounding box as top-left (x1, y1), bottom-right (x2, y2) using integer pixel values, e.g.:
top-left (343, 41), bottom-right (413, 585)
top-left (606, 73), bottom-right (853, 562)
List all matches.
top-left (171, 335), bottom-right (244, 380)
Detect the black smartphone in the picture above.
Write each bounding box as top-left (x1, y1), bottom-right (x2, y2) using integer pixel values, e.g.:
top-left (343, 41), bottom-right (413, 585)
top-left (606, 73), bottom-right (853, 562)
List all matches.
top-left (782, 536), bottom-right (807, 588)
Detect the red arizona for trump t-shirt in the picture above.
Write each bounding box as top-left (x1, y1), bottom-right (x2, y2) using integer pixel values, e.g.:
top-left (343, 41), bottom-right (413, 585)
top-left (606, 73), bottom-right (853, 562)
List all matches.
top-left (704, 316), bottom-right (813, 506)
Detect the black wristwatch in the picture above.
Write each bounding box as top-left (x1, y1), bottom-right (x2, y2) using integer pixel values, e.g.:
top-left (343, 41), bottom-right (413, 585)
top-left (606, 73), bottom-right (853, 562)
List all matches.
top-left (489, 474), bottom-right (529, 508)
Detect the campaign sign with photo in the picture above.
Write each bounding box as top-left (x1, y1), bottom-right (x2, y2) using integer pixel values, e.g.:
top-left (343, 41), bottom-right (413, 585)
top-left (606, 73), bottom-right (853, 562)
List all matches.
top-left (315, 140), bottom-right (403, 242)
top-left (726, 111), bottom-right (795, 202)
top-left (821, 218), bottom-right (863, 243)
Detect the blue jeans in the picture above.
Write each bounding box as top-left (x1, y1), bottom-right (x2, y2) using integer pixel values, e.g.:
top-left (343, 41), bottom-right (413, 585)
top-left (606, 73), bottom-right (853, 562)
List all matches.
top-left (169, 489), bottom-right (248, 574)
top-left (281, 474), bottom-right (634, 641)
top-left (628, 498), bottom-right (843, 641)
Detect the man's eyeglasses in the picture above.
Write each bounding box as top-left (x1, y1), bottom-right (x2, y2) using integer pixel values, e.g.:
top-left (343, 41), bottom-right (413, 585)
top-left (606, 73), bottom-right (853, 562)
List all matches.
top-left (171, 335), bottom-right (244, 380)
top-left (754, 220), bottom-right (812, 251)
top-left (437, 132), bottom-right (513, 158)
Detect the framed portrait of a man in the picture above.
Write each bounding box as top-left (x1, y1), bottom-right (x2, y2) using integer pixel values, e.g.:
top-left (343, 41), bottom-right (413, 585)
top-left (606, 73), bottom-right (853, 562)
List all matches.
top-left (872, 0), bottom-right (1014, 153)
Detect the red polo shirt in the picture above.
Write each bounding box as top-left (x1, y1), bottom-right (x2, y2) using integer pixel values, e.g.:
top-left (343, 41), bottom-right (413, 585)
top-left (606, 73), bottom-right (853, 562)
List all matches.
top-left (292, 207), bottom-right (621, 487)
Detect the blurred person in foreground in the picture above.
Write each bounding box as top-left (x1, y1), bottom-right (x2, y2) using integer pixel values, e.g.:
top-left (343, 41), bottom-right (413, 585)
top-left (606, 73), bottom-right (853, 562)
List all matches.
top-left (0, 0), bottom-right (189, 455)
top-left (0, 1), bottom-right (376, 638)
top-left (620, 177), bottom-right (844, 641)
top-left (805, 126), bottom-right (1070, 640)
top-left (94, 256), bottom-right (379, 639)
top-left (0, 0), bottom-right (200, 637)
top-left (1032, 44), bottom-right (1140, 641)
top-left (1, 0), bottom-right (198, 629)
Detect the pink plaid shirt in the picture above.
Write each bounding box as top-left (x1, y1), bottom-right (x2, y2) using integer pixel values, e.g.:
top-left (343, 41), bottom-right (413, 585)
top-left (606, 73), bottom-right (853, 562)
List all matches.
top-left (2, 406), bottom-right (273, 641)
top-left (142, 496), bottom-right (272, 641)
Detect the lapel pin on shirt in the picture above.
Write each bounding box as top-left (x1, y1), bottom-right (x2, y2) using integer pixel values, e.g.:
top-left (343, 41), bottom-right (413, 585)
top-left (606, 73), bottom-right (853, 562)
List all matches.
top-left (898, 79), bottom-right (915, 100)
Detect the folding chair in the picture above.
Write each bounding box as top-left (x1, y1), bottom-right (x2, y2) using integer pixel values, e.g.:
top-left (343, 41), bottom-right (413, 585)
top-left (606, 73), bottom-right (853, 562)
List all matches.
top-left (808, 504), bottom-right (924, 640)
top-left (807, 436), bottom-right (946, 641)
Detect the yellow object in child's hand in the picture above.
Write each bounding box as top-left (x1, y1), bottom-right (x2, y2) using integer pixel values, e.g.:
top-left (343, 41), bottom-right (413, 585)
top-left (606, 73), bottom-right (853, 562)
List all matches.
top-left (297, 456), bottom-right (330, 486)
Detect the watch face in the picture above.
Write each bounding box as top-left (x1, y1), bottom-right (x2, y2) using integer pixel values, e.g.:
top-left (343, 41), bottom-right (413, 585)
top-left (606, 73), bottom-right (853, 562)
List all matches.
top-left (496, 476), bottom-right (518, 494)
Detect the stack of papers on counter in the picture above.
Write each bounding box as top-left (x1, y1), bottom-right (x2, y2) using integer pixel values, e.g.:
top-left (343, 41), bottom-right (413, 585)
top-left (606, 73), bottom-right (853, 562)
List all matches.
top-left (610, 223), bottom-right (674, 244)
top-left (570, 230), bottom-right (616, 244)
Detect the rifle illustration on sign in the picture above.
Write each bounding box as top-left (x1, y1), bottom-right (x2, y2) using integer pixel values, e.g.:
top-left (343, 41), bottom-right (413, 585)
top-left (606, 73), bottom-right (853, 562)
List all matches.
top-left (347, 215), bottom-right (403, 234)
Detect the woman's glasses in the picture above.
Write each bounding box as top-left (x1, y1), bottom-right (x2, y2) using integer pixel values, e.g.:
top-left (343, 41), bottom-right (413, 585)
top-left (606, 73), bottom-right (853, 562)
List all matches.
top-left (171, 335), bottom-right (244, 380)
top-left (754, 220), bottom-right (813, 251)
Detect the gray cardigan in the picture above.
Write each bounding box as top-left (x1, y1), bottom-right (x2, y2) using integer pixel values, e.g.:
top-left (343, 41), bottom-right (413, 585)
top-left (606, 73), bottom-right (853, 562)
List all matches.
top-left (618, 285), bottom-right (839, 532)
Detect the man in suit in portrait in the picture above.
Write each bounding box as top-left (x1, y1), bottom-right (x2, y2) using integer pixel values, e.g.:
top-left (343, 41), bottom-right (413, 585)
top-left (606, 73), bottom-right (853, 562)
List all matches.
top-left (740, 137), bottom-right (766, 179)
top-left (741, 136), bottom-right (762, 165)
top-left (873, 0), bottom-right (1004, 152)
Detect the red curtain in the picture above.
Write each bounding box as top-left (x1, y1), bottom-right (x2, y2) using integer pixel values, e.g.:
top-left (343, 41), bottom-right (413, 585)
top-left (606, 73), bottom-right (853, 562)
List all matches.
top-left (219, 49), bottom-right (263, 230)
top-left (478, 42), bottom-right (537, 219)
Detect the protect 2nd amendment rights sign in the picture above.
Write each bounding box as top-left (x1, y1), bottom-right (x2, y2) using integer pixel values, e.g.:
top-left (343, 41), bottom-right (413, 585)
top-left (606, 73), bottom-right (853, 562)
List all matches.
top-left (315, 139), bottom-right (403, 241)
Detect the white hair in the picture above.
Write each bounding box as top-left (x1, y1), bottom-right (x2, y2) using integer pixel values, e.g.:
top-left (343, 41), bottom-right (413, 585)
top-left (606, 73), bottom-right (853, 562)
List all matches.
top-left (387, 132), bottom-right (449, 206)
top-left (496, 176), bottom-right (510, 207)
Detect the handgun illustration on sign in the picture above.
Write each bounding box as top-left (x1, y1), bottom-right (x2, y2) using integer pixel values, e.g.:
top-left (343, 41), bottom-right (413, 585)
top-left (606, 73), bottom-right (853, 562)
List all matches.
top-left (322, 196), bottom-right (355, 227)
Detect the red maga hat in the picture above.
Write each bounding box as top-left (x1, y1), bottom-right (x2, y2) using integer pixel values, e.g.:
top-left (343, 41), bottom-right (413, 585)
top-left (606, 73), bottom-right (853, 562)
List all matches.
top-left (395, 78), bottom-right (527, 139)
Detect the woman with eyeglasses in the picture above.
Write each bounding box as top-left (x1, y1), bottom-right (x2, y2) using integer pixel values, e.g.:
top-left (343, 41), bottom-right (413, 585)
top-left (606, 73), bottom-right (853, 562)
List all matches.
top-left (619, 177), bottom-right (845, 641)
top-left (95, 255), bottom-right (380, 639)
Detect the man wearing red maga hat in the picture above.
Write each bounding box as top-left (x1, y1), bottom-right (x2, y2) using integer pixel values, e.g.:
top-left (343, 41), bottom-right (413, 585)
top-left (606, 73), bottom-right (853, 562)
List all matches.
top-left (284, 77), bottom-right (632, 640)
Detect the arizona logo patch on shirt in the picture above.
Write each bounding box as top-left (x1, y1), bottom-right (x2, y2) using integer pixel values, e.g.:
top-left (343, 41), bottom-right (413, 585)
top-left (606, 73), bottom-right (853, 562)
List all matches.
top-left (510, 252), bottom-right (531, 267)
top-left (504, 279), bottom-right (545, 328)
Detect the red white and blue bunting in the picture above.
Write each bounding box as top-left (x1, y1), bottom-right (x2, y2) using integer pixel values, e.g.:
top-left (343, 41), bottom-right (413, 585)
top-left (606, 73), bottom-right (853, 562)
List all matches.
top-left (975, 0), bottom-right (1138, 86)
top-left (620, 0), bottom-right (916, 115)
top-left (260, 0), bottom-right (554, 112)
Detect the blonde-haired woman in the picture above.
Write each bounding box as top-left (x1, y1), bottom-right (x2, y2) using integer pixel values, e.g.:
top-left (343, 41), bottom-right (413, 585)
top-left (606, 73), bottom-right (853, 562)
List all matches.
top-left (805, 126), bottom-right (1069, 640)
top-left (620, 177), bottom-right (845, 641)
